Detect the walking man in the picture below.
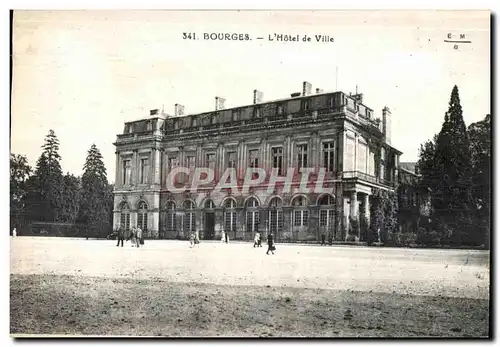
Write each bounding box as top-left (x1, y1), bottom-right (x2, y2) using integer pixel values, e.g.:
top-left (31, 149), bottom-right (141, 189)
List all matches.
top-left (321, 231), bottom-right (326, 246)
top-left (266, 232), bottom-right (275, 255)
top-left (116, 226), bottom-right (125, 247)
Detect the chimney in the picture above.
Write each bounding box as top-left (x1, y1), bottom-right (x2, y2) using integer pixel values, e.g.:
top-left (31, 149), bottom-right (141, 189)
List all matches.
top-left (352, 93), bottom-right (364, 104)
top-left (174, 104), bottom-right (185, 116)
top-left (302, 81), bottom-right (312, 96)
top-left (253, 90), bottom-right (263, 104)
top-left (382, 106), bottom-right (392, 145)
top-left (315, 88), bottom-right (324, 94)
top-left (215, 96), bottom-right (226, 111)
top-left (291, 92), bottom-right (301, 98)
top-left (150, 109), bottom-right (159, 116)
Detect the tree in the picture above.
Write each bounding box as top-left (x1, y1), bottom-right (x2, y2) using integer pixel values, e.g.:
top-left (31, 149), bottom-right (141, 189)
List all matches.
top-left (369, 189), bottom-right (398, 245)
top-left (78, 144), bottom-right (111, 236)
top-left (10, 154), bottom-right (32, 214)
top-left (468, 114), bottom-right (491, 247)
top-left (59, 173), bottom-right (81, 224)
top-left (25, 130), bottom-right (64, 222)
top-left (432, 86), bottom-right (474, 245)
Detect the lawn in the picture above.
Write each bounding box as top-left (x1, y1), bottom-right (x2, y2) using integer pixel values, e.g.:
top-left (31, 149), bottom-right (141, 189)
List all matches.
top-left (10, 237), bottom-right (490, 337)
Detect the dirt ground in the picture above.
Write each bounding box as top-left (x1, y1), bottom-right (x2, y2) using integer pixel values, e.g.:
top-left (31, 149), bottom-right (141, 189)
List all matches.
top-left (10, 237), bottom-right (490, 337)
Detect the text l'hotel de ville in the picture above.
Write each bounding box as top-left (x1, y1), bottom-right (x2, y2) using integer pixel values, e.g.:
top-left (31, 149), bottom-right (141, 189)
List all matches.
top-left (182, 32), bottom-right (335, 43)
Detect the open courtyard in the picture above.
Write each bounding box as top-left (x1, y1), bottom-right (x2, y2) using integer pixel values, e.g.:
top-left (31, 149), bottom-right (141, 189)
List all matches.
top-left (10, 237), bottom-right (490, 337)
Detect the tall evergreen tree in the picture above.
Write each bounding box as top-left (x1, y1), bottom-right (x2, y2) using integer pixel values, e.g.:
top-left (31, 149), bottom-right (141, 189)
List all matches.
top-left (10, 154), bottom-right (32, 214)
top-left (78, 144), bottom-right (110, 236)
top-left (26, 130), bottom-right (64, 222)
top-left (468, 114), bottom-right (491, 247)
top-left (59, 173), bottom-right (81, 224)
top-left (432, 86), bottom-right (474, 245)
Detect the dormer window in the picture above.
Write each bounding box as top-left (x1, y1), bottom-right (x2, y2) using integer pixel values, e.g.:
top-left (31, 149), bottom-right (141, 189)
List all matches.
top-left (329, 97), bottom-right (335, 108)
top-left (277, 104), bottom-right (284, 116)
top-left (302, 99), bottom-right (311, 111)
top-left (253, 107), bottom-right (261, 118)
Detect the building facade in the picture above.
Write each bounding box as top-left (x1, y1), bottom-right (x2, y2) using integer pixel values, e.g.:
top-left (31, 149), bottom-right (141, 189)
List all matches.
top-left (113, 82), bottom-right (402, 242)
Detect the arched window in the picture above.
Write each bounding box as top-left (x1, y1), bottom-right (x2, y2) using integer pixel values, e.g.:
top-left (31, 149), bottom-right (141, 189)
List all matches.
top-left (245, 197), bottom-right (260, 233)
top-left (224, 198), bottom-right (237, 233)
top-left (119, 201), bottom-right (131, 231)
top-left (205, 199), bottom-right (216, 209)
top-left (268, 197), bottom-right (283, 234)
top-left (165, 201), bottom-right (176, 234)
top-left (319, 194), bottom-right (335, 230)
top-left (292, 196), bottom-right (309, 227)
top-left (183, 200), bottom-right (196, 233)
top-left (137, 201), bottom-right (148, 231)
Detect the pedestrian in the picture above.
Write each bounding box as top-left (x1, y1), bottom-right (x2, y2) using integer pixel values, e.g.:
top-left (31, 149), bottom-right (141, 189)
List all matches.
top-left (130, 227), bottom-right (136, 247)
top-left (189, 233), bottom-right (195, 248)
top-left (116, 226), bottom-right (125, 247)
top-left (12, 228), bottom-right (17, 237)
top-left (321, 231), bottom-right (326, 246)
top-left (224, 231), bottom-right (229, 244)
top-left (194, 230), bottom-right (200, 247)
top-left (253, 232), bottom-right (259, 247)
top-left (136, 227), bottom-right (142, 248)
top-left (266, 232), bottom-right (275, 255)
top-left (257, 232), bottom-right (262, 247)
top-left (221, 231), bottom-right (225, 243)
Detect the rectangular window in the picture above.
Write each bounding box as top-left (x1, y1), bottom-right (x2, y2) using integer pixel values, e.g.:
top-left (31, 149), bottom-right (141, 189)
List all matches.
top-left (227, 152), bottom-right (236, 169)
top-left (166, 212), bottom-right (176, 232)
top-left (249, 149), bottom-right (259, 168)
top-left (358, 142), bottom-right (367, 174)
top-left (140, 158), bottom-right (149, 184)
top-left (320, 210), bottom-right (334, 227)
top-left (269, 210), bottom-right (283, 234)
top-left (122, 159), bottom-right (131, 185)
top-left (224, 211), bottom-right (236, 232)
top-left (297, 144), bottom-right (308, 168)
top-left (187, 156), bottom-right (196, 170)
top-left (272, 147), bottom-right (283, 175)
top-left (137, 212), bottom-right (148, 230)
top-left (246, 211), bottom-right (259, 233)
top-left (206, 153), bottom-right (216, 170)
top-left (323, 142), bottom-right (335, 172)
top-left (294, 210), bottom-right (309, 226)
top-left (169, 157), bottom-right (178, 170)
top-left (184, 212), bottom-right (195, 232)
top-left (345, 137), bottom-right (355, 171)
top-left (120, 213), bottom-right (130, 231)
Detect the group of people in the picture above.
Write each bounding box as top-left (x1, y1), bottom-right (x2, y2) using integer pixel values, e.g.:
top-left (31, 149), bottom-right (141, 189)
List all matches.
top-left (254, 231), bottom-right (275, 255)
top-left (187, 230), bottom-right (275, 255)
top-left (189, 230), bottom-right (200, 248)
top-left (115, 226), bottom-right (144, 248)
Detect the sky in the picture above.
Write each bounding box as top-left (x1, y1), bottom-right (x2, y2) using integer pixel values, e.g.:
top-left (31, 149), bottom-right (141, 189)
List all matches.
top-left (11, 10), bottom-right (490, 182)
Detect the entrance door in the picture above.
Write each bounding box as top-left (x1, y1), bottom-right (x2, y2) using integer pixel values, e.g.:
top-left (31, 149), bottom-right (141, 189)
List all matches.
top-left (205, 212), bottom-right (215, 240)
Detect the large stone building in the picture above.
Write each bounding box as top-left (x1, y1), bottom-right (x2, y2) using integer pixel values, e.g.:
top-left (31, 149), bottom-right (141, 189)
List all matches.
top-left (112, 81), bottom-right (402, 242)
